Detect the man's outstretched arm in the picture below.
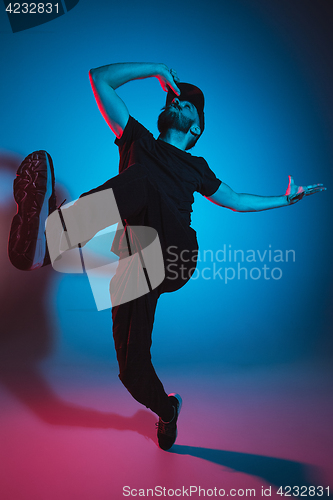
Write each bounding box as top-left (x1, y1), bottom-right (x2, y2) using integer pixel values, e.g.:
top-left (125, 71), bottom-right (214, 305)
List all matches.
top-left (89, 62), bottom-right (180, 139)
top-left (206, 175), bottom-right (326, 212)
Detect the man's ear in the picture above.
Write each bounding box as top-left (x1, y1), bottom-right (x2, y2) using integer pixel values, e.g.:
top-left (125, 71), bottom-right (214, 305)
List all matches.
top-left (190, 124), bottom-right (201, 137)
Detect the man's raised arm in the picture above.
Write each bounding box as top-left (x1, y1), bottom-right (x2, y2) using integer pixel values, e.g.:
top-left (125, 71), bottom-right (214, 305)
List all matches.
top-left (89, 62), bottom-right (180, 139)
top-left (207, 175), bottom-right (326, 212)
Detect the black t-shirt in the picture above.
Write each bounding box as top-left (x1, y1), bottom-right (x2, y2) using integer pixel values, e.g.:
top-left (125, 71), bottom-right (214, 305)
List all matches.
top-left (115, 116), bottom-right (221, 225)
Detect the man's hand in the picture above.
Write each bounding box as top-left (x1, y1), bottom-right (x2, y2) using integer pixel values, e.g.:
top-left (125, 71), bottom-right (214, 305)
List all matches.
top-left (89, 62), bottom-right (181, 138)
top-left (285, 175), bottom-right (326, 205)
top-left (156, 64), bottom-right (180, 96)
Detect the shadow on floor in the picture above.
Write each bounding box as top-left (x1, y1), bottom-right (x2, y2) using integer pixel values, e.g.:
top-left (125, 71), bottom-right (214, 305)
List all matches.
top-left (0, 366), bottom-right (158, 441)
top-left (170, 445), bottom-right (326, 496)
top-left (1, 362), bottom-right (328, 496)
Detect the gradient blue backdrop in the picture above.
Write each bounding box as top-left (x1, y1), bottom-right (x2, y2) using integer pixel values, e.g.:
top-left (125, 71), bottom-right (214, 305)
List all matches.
top-left (1, 0), bottom-right (332, 368)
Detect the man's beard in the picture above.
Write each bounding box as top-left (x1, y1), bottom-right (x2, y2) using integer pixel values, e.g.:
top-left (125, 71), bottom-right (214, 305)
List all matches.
top-left (157, 106), bottom-right (195, 135)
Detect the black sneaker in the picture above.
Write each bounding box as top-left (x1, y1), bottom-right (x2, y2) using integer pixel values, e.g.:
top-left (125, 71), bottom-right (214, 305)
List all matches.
top-left (8, 150), bottom-right (56, 271)
top-left (156, 393), bottom-right (182, 450)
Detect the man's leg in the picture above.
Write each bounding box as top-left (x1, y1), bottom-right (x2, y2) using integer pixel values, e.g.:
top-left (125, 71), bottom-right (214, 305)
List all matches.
top-left (111, 264), bottom-right (182, 451)
top-left (111, 286), bottom-right (172, 418)
top-left (8, 152), bottom-right (154, 271)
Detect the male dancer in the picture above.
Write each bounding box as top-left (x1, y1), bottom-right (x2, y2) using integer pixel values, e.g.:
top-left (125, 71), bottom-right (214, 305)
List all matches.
top-left (8, 62), bottom-right (325, 450)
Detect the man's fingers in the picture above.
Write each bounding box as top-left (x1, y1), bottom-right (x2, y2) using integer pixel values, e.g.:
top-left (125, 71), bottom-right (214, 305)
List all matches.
top-left (170, 69), bottom-right (180, 83)
top-left (169, 68), bottom-right (181, 94)
top-left (304, 186), bottom-right (326, 196)
top-left (163, 79), bottom-right (180, 95)
top-left (303, 183), bottom-right (326, 192)
top-left (170, 82), bottom-right (180, 96)
top-left (305, 183), bottom-right (324, 189)
top-left (170, 68), bottom-right (178, 78)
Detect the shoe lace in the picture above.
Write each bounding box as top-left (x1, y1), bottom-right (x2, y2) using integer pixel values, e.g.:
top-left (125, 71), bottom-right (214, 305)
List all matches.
top-left (155, 406), bottom-right (177, 436)
top-left (155, 420), bottom-right (176, 436)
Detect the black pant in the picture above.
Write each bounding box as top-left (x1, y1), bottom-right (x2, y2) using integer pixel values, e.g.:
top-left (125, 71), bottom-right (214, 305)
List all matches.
top-left (79, 163), bottom-right (198, 418)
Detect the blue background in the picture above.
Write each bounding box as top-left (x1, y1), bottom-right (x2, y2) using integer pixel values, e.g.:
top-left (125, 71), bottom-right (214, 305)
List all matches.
top-left (1, 0), bottom-right (332, 369)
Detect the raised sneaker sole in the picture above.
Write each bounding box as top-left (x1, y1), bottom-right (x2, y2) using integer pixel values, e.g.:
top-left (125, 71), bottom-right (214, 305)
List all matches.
top-left (8, 150), bottom-right (55, 271)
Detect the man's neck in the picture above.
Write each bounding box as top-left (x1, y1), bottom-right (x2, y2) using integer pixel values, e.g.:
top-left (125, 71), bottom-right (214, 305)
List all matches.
top-left (158, 129), bottom-right (188, 151)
